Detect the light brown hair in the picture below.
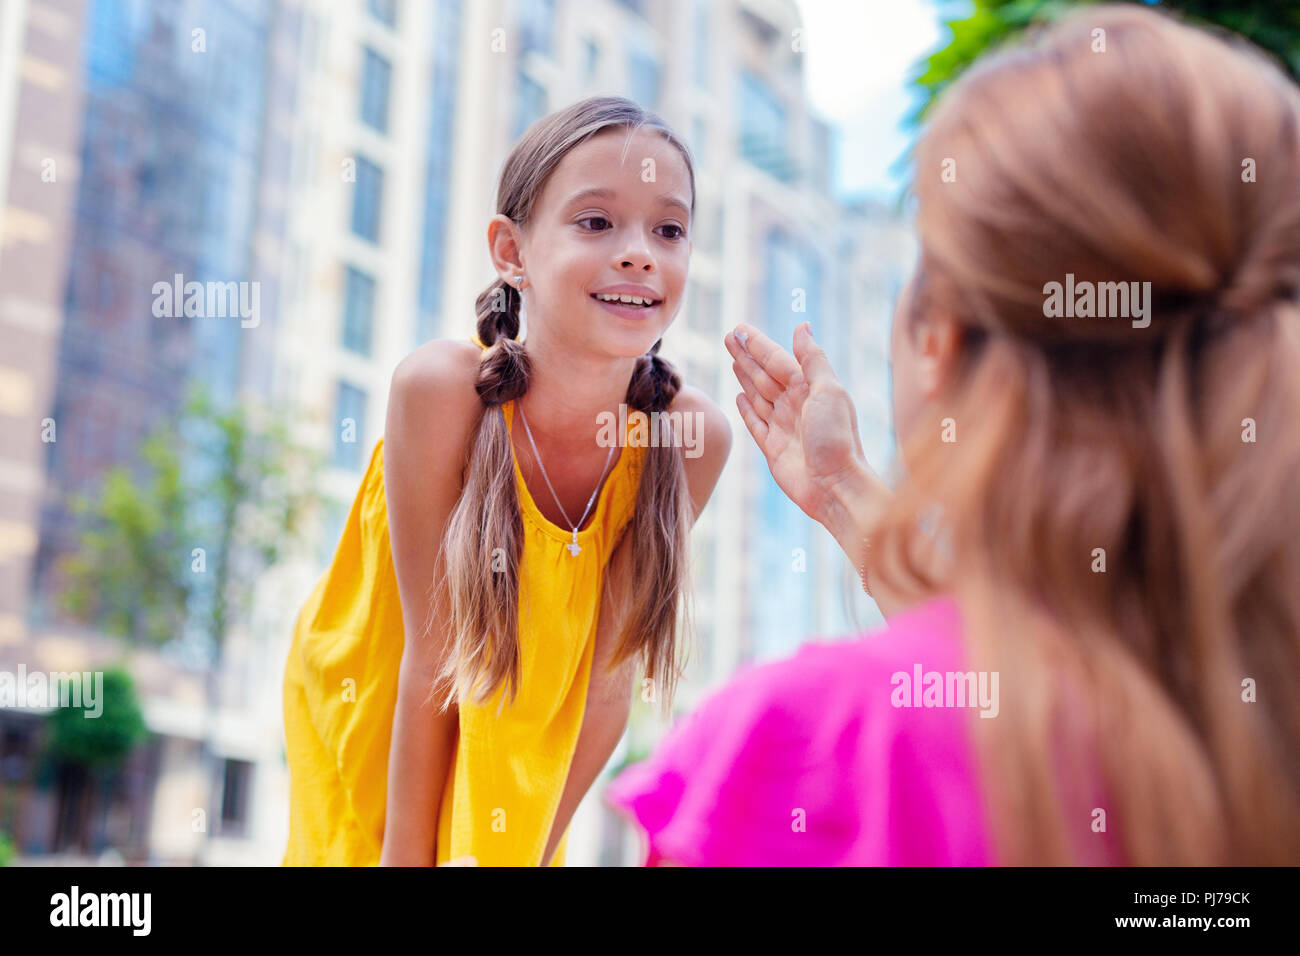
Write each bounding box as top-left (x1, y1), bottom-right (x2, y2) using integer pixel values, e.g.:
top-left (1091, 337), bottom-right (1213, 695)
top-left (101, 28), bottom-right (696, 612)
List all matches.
top-left (875, 6), bottom-right (1300, 864)
top-left (432, 97), bottom-right (696, 717)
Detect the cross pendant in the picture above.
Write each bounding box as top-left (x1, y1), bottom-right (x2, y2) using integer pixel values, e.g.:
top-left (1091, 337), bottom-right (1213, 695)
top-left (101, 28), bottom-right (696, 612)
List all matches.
top-left (567, 541), bottom-right (582, 556)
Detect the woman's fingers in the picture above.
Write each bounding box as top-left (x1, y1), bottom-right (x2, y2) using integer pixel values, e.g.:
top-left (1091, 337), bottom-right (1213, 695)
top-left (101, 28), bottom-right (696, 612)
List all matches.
top-left (727, 324), bottom-right (801, 388)
top-left (792, 322), bottom-right (836, 386)
top-left (736, 392), bottom-right (770, 449)
top-left (732, 360), bottom-right (775, 420)
top-left (728, 337), bottom-right (785, 404)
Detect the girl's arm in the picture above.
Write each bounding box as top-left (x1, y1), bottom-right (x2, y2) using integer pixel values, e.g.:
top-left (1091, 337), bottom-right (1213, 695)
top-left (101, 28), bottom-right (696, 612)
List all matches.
top-left (379, 341), bottom-right (484, 866)
top-left (540, 388), bottom-right (731, 866)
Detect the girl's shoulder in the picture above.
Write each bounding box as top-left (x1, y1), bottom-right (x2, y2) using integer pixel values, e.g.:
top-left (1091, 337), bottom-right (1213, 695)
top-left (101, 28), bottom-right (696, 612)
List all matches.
top-left (665, 384), bottom-right (732, 515)
top-left (387, 338), bottom-right (486, 438)
top-left (384, 339), bottom-right (488, 494)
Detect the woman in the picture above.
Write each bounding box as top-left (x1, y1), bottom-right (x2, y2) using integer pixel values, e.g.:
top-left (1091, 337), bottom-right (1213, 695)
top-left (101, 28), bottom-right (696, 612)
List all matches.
top-left (608, 5), bottom-right (1300, 866)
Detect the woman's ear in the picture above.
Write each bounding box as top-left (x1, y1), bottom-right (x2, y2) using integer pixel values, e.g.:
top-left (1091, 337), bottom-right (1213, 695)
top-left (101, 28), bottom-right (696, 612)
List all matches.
top-left (914, 313), bottom-right (964, 400)
top-left (487, 214), bottom-right (525, 284)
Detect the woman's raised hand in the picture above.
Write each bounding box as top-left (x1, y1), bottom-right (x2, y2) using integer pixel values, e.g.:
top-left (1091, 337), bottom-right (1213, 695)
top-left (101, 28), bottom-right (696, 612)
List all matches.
top-left (725, 322), bottom-right (899, 617)
top-left (725, 322), bottom-right (871, 527)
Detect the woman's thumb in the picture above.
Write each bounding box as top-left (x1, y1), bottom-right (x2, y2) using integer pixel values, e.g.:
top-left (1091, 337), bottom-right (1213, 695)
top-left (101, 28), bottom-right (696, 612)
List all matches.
top-left (794, 322), bottom-right (833, 382)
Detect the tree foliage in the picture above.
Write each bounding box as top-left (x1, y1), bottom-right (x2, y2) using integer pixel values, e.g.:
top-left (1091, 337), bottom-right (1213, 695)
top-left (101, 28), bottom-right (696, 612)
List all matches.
top-left (913, 0), bottom-right (1300, 123)
top-left (59, 385), bottom-right (321, 659)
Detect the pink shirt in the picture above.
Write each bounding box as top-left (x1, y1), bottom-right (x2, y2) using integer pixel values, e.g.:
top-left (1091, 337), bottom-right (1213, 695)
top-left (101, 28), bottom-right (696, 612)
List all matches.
top-left (606, 597), bottom-right (999, 866)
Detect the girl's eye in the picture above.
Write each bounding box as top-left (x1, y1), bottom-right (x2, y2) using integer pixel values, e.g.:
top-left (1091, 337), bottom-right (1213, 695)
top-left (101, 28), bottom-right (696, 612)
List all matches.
top-left (577, 216), bottom-right (611, 231)
top-left (658, 224), bottom-right (686, 241)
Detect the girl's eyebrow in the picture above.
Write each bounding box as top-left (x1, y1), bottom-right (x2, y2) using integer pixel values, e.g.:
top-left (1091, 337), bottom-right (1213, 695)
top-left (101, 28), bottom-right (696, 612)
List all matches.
top-left (563, 186), bottom-right (690, 218)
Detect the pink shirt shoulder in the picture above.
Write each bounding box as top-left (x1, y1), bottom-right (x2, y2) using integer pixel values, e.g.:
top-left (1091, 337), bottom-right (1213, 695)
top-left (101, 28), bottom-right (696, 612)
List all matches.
top-left (605, 597), bottom-right (998, 866)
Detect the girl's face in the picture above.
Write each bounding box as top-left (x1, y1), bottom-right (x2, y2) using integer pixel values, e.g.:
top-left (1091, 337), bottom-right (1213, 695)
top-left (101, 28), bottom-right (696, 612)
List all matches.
top-left (505, 127), bottom-right (693, 359)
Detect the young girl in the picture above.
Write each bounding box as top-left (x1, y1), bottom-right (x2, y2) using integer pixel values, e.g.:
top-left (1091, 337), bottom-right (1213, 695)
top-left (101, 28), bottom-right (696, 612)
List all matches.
top-left (609, 5), bottom-right (1300, 865)
top-left (282, 96), bottom-right (730, 866)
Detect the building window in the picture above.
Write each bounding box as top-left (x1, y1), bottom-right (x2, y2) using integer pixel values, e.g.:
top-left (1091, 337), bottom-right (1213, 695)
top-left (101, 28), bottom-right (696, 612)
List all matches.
top-left (693, 0), bottom-right (710, 90)
top-left (739, 71), bottom-right (793, 181)
top-left (368, 0), bottom-right (397, 28)
top-left (351, 156), bottom-right (383, 243)
top-left (692, 115), bottom-right (707, 166)
top-left (514, 71), bottom-right (546, 138)
top-left (518, 0), bottom-right (555, 57)
top-left (342, 266), bottom-right (375, 355)
top-left (219, 759), bottom-right (252, 836)
top-left (334, 382), bottom-right (367, 470)
top-left (359, 48), bottom-right (392, 134)
top-left (418, 0), bottom-right (464, 347)
top-left (317, 498), bottom-right (347, 567)
top-left (628, 50), bottom-right (660, 110)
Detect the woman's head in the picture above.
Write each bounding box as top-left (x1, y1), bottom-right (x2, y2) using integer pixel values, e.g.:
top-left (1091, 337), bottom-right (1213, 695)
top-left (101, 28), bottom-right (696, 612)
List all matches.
top-left (438, 97), bottom-right (697, 715)
top-left (876, 5), bottom-right (1300, 863)
top-left (891, 4), bottom-right (1300, 453)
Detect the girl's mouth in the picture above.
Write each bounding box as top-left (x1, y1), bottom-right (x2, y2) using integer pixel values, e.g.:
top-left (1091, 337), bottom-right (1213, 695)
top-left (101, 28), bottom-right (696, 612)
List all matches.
top-left (591, 293), bottom-right (662, 317)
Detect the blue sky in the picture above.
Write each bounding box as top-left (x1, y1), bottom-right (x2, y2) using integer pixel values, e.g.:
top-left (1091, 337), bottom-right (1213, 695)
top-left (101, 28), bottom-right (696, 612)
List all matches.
top-left (794, 0), bottom-right (956, 202)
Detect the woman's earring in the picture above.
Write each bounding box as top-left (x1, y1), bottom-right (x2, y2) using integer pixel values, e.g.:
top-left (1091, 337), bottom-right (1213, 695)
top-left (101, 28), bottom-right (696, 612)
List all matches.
top-left (514, 274), bottom-right (524, 290)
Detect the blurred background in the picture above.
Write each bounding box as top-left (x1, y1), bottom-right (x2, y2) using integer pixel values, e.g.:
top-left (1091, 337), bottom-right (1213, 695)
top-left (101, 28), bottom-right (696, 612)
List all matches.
top-left (0, 0), bottom-right (1294, 866)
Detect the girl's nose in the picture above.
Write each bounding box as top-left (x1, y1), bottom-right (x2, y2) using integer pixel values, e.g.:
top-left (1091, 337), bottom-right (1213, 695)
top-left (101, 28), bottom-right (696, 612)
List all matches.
top-left (618, 254), bottom-right (655, 272)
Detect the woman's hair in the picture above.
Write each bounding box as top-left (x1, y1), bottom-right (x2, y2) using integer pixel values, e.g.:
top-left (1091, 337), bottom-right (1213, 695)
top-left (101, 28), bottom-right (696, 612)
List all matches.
top-left (873, 5), bottom-right (1300, 864)
top-left (431, 96), bottom-right (696, 717)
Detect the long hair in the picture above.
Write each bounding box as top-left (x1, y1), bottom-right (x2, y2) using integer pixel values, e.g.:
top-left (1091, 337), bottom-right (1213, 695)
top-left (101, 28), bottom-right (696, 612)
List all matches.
top-left (873, 5), bottom-right (1300, 864)
top-left (431, 97), bottom-right (696, 716)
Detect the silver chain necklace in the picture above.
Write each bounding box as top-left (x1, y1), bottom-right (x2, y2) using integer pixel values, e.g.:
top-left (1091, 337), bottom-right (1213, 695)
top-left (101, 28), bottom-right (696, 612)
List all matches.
top-left (515, 402), bottom-right (615, 556)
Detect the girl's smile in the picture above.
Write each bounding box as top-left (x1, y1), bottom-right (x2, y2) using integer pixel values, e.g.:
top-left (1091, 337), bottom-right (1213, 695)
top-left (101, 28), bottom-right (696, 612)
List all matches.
top-left (590, 283), bottom-right (664, 320)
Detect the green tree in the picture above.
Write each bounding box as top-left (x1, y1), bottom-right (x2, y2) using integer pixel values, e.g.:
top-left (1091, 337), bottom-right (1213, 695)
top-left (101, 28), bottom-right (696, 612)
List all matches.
top-left (59, 384), bottom-right (322, 861)
top-left (913, 0), bottom-right (1300, 122)
top-left (40, 666), bottom-right (149, 856)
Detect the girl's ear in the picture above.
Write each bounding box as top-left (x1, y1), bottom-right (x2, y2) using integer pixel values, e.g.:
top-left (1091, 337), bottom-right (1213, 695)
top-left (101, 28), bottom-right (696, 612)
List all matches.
top-left (487, 213), bottom-right (525, 283)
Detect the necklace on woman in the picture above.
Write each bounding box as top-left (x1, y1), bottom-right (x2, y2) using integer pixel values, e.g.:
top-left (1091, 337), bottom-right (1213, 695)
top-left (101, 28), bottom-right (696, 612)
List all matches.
top-left (516, 402), bottom-right (615, 556)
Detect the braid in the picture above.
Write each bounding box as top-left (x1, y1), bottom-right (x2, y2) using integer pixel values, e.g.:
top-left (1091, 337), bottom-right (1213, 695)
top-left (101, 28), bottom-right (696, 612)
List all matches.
top-left (473, 277), bottom-right (530, 406)
top-left (625, 338), bottom-right (682, 413)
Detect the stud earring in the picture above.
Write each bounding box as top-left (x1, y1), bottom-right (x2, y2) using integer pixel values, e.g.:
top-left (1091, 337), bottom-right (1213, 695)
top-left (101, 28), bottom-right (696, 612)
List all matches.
top-left (514, 274), bottom-right (524, 290)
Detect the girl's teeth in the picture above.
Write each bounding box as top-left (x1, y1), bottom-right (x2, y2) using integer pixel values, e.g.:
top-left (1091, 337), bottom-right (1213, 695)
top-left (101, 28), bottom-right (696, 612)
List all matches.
top-left (596, 294), bottom-right (653, 307)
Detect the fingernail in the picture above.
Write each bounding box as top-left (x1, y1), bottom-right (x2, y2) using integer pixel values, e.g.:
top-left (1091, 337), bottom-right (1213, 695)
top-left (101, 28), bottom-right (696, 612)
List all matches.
top-left (735, 329), bottom-right (749, 349)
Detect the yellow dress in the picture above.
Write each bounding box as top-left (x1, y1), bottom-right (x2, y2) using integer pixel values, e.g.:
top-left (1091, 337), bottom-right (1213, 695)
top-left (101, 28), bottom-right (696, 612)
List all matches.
top-left (282, 358), bottom-right (645, 866)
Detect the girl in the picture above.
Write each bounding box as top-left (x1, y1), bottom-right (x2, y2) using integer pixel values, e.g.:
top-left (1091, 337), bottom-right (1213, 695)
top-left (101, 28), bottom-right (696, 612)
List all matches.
top-left (609, 5), bottom-right (1300, 865)
top-left (282, 96), bottom-right (730, 866)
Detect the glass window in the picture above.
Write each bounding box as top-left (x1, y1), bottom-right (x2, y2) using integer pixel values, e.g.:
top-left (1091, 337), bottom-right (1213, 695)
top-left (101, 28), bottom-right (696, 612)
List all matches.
top-left (739, 71), bottom-right (791, 181)
top-left (628, 50), bottom-right (660, 110)
top-left (518, 0), bottom-right (555, 57)
top-left (342, 266), bottom-right (375, 355)
top-left (368, 0), bottom-right (397, 28)
top-left (513, 71), bottom-right (546, 139)
top-left (693, 0), bottom-right (710, 90)
top-left (334, 382), bottom-right (367, 470)
top-left (692, 115), bottom-right (706, 166)
top-left (351, 156), bottom-right (383, 242)
top-left (359, 48), bottom-right (391, 134)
